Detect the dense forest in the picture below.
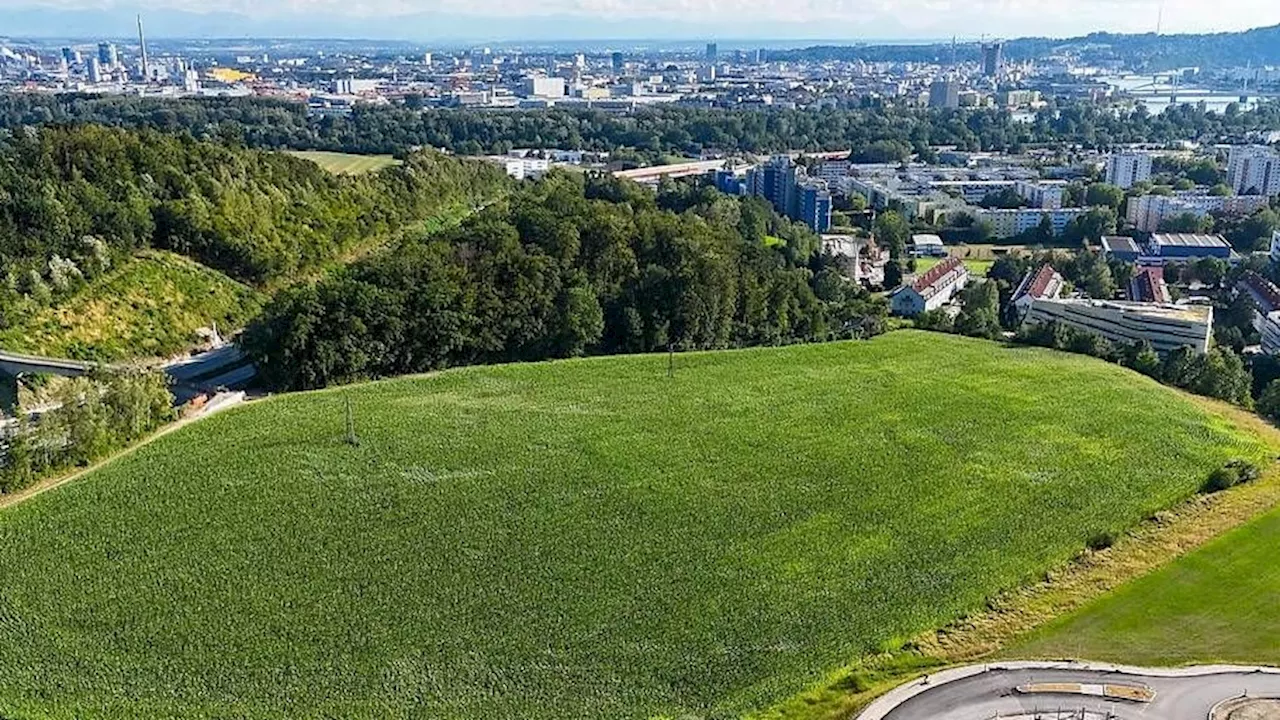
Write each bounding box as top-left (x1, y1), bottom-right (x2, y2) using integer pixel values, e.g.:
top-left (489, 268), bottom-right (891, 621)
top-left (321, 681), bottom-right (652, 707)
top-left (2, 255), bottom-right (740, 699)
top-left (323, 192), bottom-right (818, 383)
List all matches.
top-left (4, 95), bottom-right (1279, 161)
top-left (0, 125), bottom-right (510, 333)
top-left (244, 172), bottom-right (887, 390)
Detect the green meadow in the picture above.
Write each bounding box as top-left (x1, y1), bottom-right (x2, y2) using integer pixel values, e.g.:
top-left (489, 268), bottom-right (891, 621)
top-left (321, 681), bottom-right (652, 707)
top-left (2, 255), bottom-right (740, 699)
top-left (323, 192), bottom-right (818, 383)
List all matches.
top-left (0, 332), bottom-right (1267, 719)
top-left (286, 150), bottom-right (402, 175)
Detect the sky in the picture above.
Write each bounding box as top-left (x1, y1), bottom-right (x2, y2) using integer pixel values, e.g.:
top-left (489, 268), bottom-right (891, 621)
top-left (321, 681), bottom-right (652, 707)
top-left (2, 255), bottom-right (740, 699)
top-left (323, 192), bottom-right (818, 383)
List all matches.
top-left (3, 0), bottom-right (1280, 40)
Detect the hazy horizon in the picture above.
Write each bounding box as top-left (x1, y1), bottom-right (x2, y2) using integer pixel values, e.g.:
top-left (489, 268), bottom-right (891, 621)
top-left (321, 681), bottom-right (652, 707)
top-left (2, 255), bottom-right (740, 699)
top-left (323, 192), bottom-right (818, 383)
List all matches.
top-left (2, 1), bottom-right (1279, 43)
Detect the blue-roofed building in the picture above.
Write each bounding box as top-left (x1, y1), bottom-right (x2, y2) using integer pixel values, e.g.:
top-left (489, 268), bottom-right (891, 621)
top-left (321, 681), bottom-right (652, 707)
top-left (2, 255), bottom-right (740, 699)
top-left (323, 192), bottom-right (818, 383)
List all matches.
top-left (1147, 233), bottom-right (1232, 260)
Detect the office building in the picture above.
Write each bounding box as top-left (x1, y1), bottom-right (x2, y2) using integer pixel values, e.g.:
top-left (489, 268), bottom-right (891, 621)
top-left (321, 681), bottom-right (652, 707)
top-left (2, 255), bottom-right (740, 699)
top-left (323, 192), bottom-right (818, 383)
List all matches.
top-left (611, 52), bottom-right (624, 74)
top-left (982, 42), bottom-right (1003, 78)
top-left (333, 78), bottom-right (380, 94)
top-left (97, 42), bottom-right (118, 69)
top-left (1024, 299), bottom-right (1213, 354)
top-left (87, 57), bottom-right (104, 83)
top-left (753, 48), bottom-right (765, 64)
top-left (928, 79), bottom-right (960, 109)
top-left (60, 47), bottom-right (76, 67)
top-left (1227, 145), bottom-right (1280, 196)
top-left (1104, 152), bottom-right (1153, 189)
top-left (705, 42), bottom-right (718, 62)
top-left (522, 76), bottom-right (566, 98)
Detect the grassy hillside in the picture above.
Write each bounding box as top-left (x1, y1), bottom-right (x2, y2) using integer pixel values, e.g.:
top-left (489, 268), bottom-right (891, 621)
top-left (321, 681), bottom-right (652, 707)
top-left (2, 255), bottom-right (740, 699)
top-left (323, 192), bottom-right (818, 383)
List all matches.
top-left (286, 150), bottom-right (402, 175)
top-left (0, 332), bottom-right (1269, 719)
top-left (0, 251), bottom-right (264, 361)
top-left (1011, 503), bottom-right (1280, 665)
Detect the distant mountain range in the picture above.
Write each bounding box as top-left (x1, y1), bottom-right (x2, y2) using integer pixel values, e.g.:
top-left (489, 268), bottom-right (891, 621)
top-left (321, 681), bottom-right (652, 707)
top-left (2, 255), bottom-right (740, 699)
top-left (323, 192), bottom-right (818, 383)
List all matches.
top-left (765, 24), bottom-right (1280, 71)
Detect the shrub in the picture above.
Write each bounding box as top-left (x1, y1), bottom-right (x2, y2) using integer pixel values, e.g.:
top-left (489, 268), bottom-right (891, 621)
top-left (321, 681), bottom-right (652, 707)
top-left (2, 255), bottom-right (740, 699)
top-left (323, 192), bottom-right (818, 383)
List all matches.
top-left (1201, 459), bottom-right (1262, 494)
top-left (1086, 530), bottom-right (1118, 551)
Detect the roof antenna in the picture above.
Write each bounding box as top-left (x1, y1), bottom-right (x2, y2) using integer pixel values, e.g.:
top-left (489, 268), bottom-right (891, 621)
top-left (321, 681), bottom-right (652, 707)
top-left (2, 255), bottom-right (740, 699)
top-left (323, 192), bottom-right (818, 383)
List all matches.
top-left (1155, 0), bottom-right (1164, 34)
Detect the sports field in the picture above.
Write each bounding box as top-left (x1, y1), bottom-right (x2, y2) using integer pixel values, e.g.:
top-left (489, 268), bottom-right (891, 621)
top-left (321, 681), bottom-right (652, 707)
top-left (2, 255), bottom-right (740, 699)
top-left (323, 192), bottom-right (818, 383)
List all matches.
top-left (1011, 503), bottom-right (1280, 665)
top-left (0, 332), bottom-right (1268, 719)
top-left (286, 150), bottom-right (401, 174)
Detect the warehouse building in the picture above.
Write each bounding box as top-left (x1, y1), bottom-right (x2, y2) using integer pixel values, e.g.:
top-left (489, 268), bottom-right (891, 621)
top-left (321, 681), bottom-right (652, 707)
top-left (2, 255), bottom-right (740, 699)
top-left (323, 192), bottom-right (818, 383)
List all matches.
top-left (1147, 233), bottom-right (1233, 261)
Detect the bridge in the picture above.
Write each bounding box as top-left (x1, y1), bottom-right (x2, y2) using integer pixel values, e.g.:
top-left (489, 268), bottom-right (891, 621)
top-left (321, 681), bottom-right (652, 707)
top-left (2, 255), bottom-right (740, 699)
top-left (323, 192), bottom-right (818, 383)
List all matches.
top-left (0, 346), bottom-right (257, 413)
top-left (0, 350), bottom-right (110, 379)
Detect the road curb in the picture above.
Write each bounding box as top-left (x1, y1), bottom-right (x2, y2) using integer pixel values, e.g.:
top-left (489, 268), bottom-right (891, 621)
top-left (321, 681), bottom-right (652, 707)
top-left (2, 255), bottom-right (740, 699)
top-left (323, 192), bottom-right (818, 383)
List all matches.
top-left (853, 661), bottom-right (1280, 720)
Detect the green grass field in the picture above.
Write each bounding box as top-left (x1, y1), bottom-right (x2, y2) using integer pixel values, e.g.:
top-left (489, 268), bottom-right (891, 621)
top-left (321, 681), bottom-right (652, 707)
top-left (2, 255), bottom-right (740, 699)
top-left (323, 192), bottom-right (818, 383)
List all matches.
top-left (915, 256), bottom-right (995, 276)
top-left (0, 251), bottom-right (264, 361)
top-left (287, 150), bottom-right (402, 175)
top-left (1011, 504), bottom-right (1280, 665)
top-left (0, 332), bottom-right (1269, 719)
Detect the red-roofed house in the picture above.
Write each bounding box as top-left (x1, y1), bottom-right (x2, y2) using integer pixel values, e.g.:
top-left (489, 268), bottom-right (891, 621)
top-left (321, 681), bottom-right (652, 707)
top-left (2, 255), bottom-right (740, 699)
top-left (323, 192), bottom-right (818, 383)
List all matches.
top-left (1128, 265), bottom-right (1172, 304)
top-left (1011, 264), bottom-right (1065, 319)
top-left (889, 257), bottom-right (969, 316)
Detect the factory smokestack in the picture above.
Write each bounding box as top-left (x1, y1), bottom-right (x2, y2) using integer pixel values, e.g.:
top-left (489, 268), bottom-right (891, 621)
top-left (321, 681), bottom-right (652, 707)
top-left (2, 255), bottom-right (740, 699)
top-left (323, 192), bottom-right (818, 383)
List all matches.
top-left (137, 14), bottom-right (149, 82)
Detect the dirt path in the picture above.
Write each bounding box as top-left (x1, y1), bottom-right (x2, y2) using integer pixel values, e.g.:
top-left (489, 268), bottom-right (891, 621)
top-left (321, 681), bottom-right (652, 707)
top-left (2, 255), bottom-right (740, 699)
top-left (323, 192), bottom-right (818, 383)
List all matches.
top-left (0, 394), bottom-right (243, 512)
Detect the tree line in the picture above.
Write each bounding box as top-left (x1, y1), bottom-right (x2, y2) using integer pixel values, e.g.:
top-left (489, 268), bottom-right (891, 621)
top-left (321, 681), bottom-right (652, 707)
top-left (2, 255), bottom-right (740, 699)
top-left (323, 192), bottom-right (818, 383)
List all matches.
top-left (0, 369), bottom-right (173, 495)
top-left (244, 172), bottom-right (888, 390)
top-left (3, 95), bottom-right (1279, 161)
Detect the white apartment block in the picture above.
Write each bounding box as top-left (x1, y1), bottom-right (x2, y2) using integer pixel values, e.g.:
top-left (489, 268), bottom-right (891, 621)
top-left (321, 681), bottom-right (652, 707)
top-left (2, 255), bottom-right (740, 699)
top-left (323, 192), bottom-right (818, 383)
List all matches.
top-left (1023, 298), bottom-right (1213, 354)
top-left (1104, 152), bottom-right (1153, 189)
top-left (1227, 145), bottom-right (1280, 196)
top-left (1126, 193), bottom-right (1270, 232)
top-left (976, 208), bottom-right (1087, 238)
top-left (1014, 180), bottom-right (1064, 209)
top-left (503, 157), bottom-right (549, 180)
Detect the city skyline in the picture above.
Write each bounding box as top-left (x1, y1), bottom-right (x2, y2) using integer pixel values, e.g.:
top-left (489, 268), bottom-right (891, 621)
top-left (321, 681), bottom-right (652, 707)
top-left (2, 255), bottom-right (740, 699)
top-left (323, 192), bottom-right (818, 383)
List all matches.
top-left (3, 1), bottom-right (1280, 41)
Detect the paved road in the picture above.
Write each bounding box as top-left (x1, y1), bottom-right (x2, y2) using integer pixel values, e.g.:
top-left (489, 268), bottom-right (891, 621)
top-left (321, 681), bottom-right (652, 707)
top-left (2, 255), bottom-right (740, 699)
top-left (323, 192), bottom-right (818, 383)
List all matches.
top-left (878, 665), bottom-right (1280, 719)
